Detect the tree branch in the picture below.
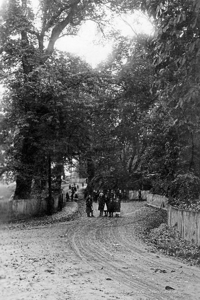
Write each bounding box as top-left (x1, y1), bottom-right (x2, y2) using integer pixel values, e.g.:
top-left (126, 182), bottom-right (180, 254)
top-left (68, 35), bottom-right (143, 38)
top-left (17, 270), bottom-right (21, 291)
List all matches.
top-left (45, 0), bottom-right (81, 59)
top-left (43, 0), bottom-right (81, 32)
top-left (119, 15), bottom-right (138, 37)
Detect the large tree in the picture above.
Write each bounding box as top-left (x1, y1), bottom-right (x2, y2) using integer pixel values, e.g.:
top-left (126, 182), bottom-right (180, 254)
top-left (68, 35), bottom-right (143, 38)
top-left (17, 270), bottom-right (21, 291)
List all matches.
top-left (142, 0), bottom-right (200, 201)
top-left (0, 0), bottom-right (141, 198)
top-left (2, 52), bottom-right (96, 195)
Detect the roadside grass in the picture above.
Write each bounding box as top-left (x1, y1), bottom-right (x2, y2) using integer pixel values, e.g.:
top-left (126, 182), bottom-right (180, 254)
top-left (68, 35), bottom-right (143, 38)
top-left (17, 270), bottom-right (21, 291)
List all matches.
top-left (135, 206), bottom-right (200, 267)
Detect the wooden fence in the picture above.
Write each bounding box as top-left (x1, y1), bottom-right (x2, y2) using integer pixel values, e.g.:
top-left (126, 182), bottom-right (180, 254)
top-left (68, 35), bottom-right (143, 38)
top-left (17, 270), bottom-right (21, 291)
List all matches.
top-left (146, 192), bottom-right (168, 208)
top-left (0, 193), bottom-right (65, 223)
top-left (128, 190), bottom-right (168, 209)
top-left (129, 190), bottom-right (200, 246)
top-left (168, 205), bottom-right (200, 246)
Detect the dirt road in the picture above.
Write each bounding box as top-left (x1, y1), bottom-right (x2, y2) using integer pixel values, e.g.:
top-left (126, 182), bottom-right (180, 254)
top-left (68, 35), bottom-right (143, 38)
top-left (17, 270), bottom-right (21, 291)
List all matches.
top-left (1, 200), bottom-right (200, 300)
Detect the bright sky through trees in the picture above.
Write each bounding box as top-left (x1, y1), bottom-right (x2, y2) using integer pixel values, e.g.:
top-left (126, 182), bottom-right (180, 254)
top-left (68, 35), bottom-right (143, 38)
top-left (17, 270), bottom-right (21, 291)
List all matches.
top-left (55, 21), bottom-right (113, 68)
top-left (0, 0), bottom-right (154, 69)
top-left (56, 13), bottom-right (154, 68)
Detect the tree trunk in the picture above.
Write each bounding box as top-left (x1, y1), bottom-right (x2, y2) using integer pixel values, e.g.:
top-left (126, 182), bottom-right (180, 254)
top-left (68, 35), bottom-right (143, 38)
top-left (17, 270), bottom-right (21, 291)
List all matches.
top-left (87, 157), bottom-right (95, 182)
top-left (14, 174), bottom-right (32, 199)
top-left (86, 157), bottom-right (95, 194)
top-left (13, 133), bottom-right (37, 199)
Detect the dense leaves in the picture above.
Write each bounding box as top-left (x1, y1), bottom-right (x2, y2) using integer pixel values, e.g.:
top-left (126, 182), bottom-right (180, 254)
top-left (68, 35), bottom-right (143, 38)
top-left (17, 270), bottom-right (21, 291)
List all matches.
top-left (0, 0), bottom-right (143, 199)
top-left (0, 0), bottom-right (200, 209)
top-left (83, 34), bottom-right (155, 191)
top-left (135, 0), bottom-right (200, 205)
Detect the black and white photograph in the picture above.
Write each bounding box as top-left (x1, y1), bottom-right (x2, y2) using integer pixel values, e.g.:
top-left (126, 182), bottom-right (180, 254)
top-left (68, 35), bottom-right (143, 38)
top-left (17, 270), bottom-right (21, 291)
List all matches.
top-left (0, 1), bottom-right (200, 299)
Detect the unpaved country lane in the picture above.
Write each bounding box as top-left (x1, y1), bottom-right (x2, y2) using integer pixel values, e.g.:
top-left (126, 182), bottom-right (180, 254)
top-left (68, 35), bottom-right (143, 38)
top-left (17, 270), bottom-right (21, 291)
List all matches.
top-left (1, 201), bottom-right (200, 300)
top-left (65, 202), bottom-right (200, 300)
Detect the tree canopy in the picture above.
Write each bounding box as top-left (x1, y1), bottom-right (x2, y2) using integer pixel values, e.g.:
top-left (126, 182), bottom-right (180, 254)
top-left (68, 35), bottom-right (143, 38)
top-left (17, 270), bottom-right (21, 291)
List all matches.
top-left (0, 0), bottom-right (200, 209)
top-left (0, 0), bottom-right (143, 199)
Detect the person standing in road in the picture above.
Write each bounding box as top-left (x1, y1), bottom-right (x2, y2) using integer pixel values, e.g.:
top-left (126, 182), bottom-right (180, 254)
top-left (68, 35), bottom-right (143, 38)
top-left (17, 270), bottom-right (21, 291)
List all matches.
top-left (98, 192), bottom-right (105, 217)
top-left (108, 192), bottom-right (115, 217)
top-left (86, 194), bottom-right (94, 217)
top-left (104, 192), bottom-right (110, 217)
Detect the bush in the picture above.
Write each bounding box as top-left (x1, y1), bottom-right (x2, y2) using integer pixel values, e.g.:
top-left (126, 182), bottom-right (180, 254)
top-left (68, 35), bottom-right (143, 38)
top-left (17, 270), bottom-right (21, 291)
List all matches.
top-left (169, 173), bottom-right (200, 210)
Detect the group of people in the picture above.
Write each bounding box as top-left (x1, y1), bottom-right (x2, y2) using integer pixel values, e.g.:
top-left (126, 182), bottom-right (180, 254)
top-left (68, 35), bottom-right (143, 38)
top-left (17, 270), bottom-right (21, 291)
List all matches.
top-left (85, 190), bottom-right (121, 218)
top-left (66, 184), bottom-right (79, 202)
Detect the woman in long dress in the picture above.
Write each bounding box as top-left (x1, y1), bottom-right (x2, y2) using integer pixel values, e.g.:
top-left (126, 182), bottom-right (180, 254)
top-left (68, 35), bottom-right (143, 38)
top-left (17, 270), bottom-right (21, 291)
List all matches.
top-left (107, 192), bottom-right (115, 217)
top-left (98, 192), bottom-right (105, 217)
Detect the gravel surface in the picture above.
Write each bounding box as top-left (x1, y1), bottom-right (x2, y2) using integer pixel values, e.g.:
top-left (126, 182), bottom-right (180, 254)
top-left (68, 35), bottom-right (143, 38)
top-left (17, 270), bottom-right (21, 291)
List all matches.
top-left (1, 200), bottom-right (200, 300)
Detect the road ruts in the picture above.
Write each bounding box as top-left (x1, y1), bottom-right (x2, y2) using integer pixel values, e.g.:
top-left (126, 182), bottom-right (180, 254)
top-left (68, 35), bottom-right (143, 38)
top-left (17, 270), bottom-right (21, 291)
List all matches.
top-left (1, 199), bottom-right (200, 300)
top-left (64, 200), bottom-right (200, 300)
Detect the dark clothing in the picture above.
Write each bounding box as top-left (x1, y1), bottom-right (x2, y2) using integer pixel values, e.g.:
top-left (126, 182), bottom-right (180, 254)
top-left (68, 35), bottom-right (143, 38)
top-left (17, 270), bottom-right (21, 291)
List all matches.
top-left (72, 186), bottom-right (77, 192)
top-left (115, 198), bottom-right (121, 212)
top-left (98, 195), bottom-right (105, 210)
top-left (92, 191), bottom-right (98, 202)
top-left (86, 196), bottom-right (93, 217)
top-left (98, 194), bottom-right (105, 216)
top-left (107, 198), bottom-right (115, 217)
